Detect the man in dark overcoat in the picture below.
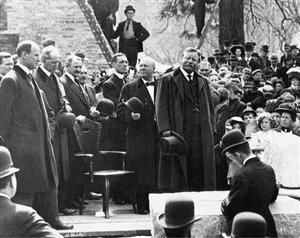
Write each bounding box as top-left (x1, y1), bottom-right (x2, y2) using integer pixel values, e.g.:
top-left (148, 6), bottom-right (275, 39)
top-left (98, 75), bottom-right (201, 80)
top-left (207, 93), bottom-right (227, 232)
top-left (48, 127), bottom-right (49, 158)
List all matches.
top-left (156, 47), bottom-right (216, 192)
top-left (117, 57), bottom-right (159, 214)
top-left (112, 5), bottom-right (150, 67)
top-left (35, 45), bottom-right (75, 215)
top-left (220, 129), bottom-right (278, 237)
top-left (0, 40), bottom-right (70, 229)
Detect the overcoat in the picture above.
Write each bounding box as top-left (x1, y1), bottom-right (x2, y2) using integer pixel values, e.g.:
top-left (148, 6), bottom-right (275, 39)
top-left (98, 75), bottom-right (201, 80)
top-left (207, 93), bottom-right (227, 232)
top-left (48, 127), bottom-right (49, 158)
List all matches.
top-left (35, 67), bottom-right (70, 182)
top-left (155, 67), bottom-right (216, 191)
top-left (117, 78), bottom-right (159, 188)
top-left (0, 196), bottom-right (62, 238)
top-left (221, 157), bottom-right (278, 237)
top-left (0, 65), bottom-right (58, 193)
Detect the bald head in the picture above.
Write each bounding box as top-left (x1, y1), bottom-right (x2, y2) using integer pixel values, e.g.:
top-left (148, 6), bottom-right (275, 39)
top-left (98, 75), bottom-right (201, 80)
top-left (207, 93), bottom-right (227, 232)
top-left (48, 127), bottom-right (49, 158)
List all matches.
top-left (139, 57), bottom-right (155, 81)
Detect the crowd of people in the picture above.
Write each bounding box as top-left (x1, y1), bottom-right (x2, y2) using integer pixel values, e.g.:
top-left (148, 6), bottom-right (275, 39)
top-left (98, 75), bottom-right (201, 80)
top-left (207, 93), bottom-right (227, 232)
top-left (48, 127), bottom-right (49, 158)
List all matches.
top-left (0, 3), bottom-right (300, 237)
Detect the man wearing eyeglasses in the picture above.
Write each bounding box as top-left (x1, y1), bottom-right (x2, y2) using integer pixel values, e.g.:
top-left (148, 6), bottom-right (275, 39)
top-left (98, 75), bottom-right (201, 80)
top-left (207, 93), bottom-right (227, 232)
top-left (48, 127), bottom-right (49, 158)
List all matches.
top-left (220, 129), bottom-right (278, 237)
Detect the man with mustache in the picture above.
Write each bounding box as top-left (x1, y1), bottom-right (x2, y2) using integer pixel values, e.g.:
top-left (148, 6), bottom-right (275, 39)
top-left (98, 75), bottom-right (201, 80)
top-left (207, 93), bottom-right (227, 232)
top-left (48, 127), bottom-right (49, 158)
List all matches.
top-left (156, 47), bottom-right (216, 192)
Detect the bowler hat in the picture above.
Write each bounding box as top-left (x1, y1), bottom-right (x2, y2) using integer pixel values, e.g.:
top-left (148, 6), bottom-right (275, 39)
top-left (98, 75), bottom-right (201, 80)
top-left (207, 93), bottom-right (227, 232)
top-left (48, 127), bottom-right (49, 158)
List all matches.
top-left (244, 43), bottom-right (254, 52)
top-left (0, 146), bottom-right (19, 179)
top-left (159, 131), bottom-right (188, 156)
top-left (270, 54), bottom-right (278, 61)
top-left (124, 5), bottom-right (135, 13)
top-left (242, 106), bottom-right (257, 118)
top-left (157, 195), bottom-right (201, 229)
top-left (96, 98), bottom-right (116, 118)
top-left (74, 49), bottom-right (88, 60)
top-left (123, 97), bottom-right (144, 114)
top-left (56, 109), bottom-right (76, 130)
top-left (213, 49), bottom-right (222, 56)
top-left (221, 129), bottom-right (248, 155)
top-left (289, 45), bottom-right (298, 51)
top-left (231, 212), bottom-right (266, 238)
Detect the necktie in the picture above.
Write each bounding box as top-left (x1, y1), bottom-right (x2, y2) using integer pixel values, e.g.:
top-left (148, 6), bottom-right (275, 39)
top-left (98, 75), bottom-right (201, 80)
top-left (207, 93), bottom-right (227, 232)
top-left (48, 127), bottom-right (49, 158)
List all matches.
top-left (125, 20), bottom-right (131, 31)
top-left (145, 81), bottom-right (156, 86)
top-left (187, 74), bottom-right (192, 82)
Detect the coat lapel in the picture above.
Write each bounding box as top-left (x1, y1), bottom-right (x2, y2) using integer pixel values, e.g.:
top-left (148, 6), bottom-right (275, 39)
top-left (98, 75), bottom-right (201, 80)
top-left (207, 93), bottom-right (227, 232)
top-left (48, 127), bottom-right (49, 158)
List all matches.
top-left (137, 78), bottom-right (154, 106)
top-left (66, 75), bottom-right (89, 108)
top-left (173, 68), bottom-right (185, 101)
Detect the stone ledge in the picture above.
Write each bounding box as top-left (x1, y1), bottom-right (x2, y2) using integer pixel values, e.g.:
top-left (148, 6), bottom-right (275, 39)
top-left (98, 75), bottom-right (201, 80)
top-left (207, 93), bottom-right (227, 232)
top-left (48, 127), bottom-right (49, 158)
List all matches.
top-left (149, 191), bottom-right (300, 238)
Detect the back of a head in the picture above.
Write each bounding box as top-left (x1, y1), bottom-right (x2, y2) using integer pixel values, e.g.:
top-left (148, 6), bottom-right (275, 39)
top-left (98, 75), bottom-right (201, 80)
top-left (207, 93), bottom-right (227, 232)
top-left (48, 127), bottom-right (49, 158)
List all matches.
top-left (231, 212), bottom-right (266, 238)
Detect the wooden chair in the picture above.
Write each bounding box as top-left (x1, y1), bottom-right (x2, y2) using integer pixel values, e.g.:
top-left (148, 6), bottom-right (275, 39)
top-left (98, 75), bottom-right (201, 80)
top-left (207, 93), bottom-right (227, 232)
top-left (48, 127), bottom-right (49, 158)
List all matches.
top-left (74, 118), bottom-right (136, 218)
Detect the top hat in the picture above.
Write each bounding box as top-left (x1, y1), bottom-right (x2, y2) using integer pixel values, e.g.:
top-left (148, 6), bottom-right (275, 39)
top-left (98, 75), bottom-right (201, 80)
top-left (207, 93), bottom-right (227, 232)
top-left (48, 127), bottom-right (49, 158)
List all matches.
top-left (157, 195), bottom-right (201, 229)
top-left (261, 45), bottom-right (269, 52)
top-left (242, 106), bottom-right (257, 118)
top-left (220, 129), bottom-right (248, 155)
top-left (0, 146), bottom-right (19, 179)
top-left (124, 5), bottom-right (135, 13)
top-left (159, 131), bottom-right (188, 156)
top-left (231, 212), bottom-right (266, 238)
top-left (230, 44), bottom-right (245, 55)
top-left (56, 109), bottom-right (76, 130)
top-left (96, 98), bottom-right (116, 118)
top-left (123, 97), bottom-right (144, 114)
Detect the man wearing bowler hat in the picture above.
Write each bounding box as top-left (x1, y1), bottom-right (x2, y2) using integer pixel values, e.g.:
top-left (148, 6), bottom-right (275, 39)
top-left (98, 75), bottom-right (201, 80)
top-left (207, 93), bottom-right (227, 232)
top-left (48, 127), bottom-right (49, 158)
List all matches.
top-left (156, 47), bottom-right (216, 192)
top-left (117, 57), bottom-right (159, 214)
top-left (112, 5), bottom-right (150, 67)
top-left (220, 129), bottom-right (278, 237)
top-left (0, 144), bottom-right (63, 237)
top-left (157, 195), bottom-right (200, 237)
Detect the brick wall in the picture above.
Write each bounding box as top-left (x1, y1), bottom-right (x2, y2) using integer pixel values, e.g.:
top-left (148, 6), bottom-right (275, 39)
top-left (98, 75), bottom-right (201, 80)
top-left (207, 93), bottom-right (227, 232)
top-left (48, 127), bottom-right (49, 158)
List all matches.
top-left (5, 0), bottom-right (107, 71)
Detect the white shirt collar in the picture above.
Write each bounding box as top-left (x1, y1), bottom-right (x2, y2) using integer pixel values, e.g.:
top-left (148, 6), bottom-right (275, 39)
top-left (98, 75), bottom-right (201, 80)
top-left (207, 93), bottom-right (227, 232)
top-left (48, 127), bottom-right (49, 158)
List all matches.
top-left (243, 154), bottom-right (256, 166)
top-left (180, 67), bottom-right (194, 81)
top-left (40, 65), bottom-right (51, 77)
top-left (141, 77), bottom-right (155, 85)
top-left (16, 63), bottom-right (31, 75)
top-left (114, 71), bottom-right (125, 80)
top-left (0, 193), bottom-right (10, 200)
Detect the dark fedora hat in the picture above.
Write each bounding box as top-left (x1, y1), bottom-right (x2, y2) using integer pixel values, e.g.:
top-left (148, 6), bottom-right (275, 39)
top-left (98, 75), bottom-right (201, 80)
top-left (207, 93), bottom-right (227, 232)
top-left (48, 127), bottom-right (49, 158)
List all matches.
top-left (159, 131), bottom-right (188, 156)
top-left (244, 43), bottom-right (254, 52)
top-left (96, 98), bottom-right (116, 118)
top-left (157, 195), bottom-right (201, 229)
top-left (275, 102), bottom-right (297, 118)
top-left (242, 106), bottom-right (257, 118)
top-left (56, 109), bottom-right (76, 130)
top-left (124, 5), bottom-right (135, 13)
top-left (0, 146), bottom-right (19, 179)
top-left (231, 212), bottom-right (266, 238)
top-left (220, 129), bottom-right (248, 155)
top-left (261, 45), bottom-right (269, 52)
top-left (123, 97), bottom-right (144, 114)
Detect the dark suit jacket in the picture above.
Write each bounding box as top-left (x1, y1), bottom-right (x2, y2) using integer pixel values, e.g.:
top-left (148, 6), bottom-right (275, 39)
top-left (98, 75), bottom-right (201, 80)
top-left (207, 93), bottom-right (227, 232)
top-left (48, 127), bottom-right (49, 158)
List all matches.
top-left (0, 196), bottom-right (62, 237)
top-left (117, 78), bottom-right (159, 188)
top-left (0, 65), bottom-right (58, 193)
top-left (35, 67), bottom-right (71, 182)
top-left (102, 73), bottom-right (127, 150)
top-left (60, 73), bottom-right (91, 117)
top-left (112, 20), bottom-right (150, 52)
top-left (221, 157), bottom-right (278, 237)
top-left (155, 67), bottom-right (216, 191)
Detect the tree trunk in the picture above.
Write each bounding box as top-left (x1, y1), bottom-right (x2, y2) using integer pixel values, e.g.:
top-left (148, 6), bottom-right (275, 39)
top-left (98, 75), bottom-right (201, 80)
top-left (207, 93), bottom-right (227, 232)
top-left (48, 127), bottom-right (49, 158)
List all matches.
top-left (219, 0), bottom-right (244, 48)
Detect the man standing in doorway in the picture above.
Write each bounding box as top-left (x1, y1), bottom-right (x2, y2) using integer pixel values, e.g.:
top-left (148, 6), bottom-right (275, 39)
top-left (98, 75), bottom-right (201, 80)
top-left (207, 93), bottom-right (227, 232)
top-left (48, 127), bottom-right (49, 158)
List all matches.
top-left (112, 5), bottom-right (150, 67)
